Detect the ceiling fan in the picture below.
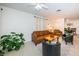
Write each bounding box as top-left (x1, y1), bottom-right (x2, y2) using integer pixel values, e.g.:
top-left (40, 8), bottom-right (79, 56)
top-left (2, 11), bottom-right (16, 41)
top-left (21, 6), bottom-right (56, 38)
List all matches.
top-left (29, 3), bottom-right (48, 10)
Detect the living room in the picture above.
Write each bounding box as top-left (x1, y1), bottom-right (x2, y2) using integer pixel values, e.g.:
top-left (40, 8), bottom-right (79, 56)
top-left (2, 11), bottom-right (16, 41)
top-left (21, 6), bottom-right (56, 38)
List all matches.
top-left (0, 3), bottom-right (79, 56)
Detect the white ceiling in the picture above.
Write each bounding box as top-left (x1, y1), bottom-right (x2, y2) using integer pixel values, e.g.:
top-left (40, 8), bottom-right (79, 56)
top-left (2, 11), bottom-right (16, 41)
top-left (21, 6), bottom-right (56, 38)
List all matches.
top-left (0, 3), bottom-right (79, 19)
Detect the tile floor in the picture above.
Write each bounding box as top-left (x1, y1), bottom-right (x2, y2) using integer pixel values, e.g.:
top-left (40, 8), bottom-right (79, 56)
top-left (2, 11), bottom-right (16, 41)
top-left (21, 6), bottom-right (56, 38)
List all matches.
top-left (4, 35), bottom-right (79, 56)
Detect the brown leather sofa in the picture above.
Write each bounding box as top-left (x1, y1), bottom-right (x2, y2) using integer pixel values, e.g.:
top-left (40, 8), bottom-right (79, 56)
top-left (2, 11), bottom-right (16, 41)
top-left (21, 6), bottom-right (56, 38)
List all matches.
top-left (32, 30), bottom-right (62, 45)
top-left (32, 30), bottom-right (51, 45)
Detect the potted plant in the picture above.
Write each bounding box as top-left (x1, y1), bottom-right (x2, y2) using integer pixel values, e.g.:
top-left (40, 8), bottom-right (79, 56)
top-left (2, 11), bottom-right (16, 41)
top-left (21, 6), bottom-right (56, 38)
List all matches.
top-left (0, 32), bottom-right (25, 56)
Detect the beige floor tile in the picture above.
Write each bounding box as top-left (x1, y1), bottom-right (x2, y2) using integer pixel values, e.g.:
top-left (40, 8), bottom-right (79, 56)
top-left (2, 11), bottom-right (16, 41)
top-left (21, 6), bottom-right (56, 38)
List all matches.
top-left (4, 35), bottom-right (79, 56)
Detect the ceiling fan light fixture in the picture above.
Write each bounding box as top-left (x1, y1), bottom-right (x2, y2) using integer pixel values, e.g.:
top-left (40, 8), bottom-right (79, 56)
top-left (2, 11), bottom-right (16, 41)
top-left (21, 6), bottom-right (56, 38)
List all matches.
top-left (35, 4), bottom-right (42, 10)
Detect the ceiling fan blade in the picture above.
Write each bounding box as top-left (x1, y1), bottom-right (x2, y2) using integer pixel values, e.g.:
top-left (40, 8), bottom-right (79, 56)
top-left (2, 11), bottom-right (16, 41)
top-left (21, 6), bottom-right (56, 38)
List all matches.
top-left (40, 4), bottom-right (48, 9)
top-left (28, 3), bottom-right (48, 10)
top-left (40, 4), bottom-right (48, 10)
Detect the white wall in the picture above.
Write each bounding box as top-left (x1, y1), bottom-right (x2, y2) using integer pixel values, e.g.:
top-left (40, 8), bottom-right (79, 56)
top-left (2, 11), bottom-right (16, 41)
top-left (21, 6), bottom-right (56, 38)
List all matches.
top-left (0, 6), bottom-right (36, 42)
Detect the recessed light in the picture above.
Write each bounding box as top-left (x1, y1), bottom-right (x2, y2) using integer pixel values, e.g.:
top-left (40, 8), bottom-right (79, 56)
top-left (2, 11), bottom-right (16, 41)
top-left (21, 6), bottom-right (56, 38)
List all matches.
top-left (56, 9), bottom-right (61, 12)
top-left (1, 8), bottom-right (3, 11)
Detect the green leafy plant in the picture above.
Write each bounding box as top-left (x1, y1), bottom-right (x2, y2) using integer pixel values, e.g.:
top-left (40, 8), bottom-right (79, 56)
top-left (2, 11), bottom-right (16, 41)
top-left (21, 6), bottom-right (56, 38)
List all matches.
top-left (0, 32), bottom-right (25, 56)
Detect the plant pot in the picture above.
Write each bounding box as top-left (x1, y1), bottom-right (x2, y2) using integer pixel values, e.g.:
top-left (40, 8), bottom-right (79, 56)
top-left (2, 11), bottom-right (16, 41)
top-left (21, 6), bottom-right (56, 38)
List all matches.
top-left (0, 50), bottom-right (5, 56)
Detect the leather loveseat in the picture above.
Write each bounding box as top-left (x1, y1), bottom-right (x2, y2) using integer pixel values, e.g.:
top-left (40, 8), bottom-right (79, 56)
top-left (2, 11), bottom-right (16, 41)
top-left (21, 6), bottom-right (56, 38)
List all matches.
top-left (32, 30), bottom-right (53, 45)
top-left (32, 30), bottom-right (62, 45)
